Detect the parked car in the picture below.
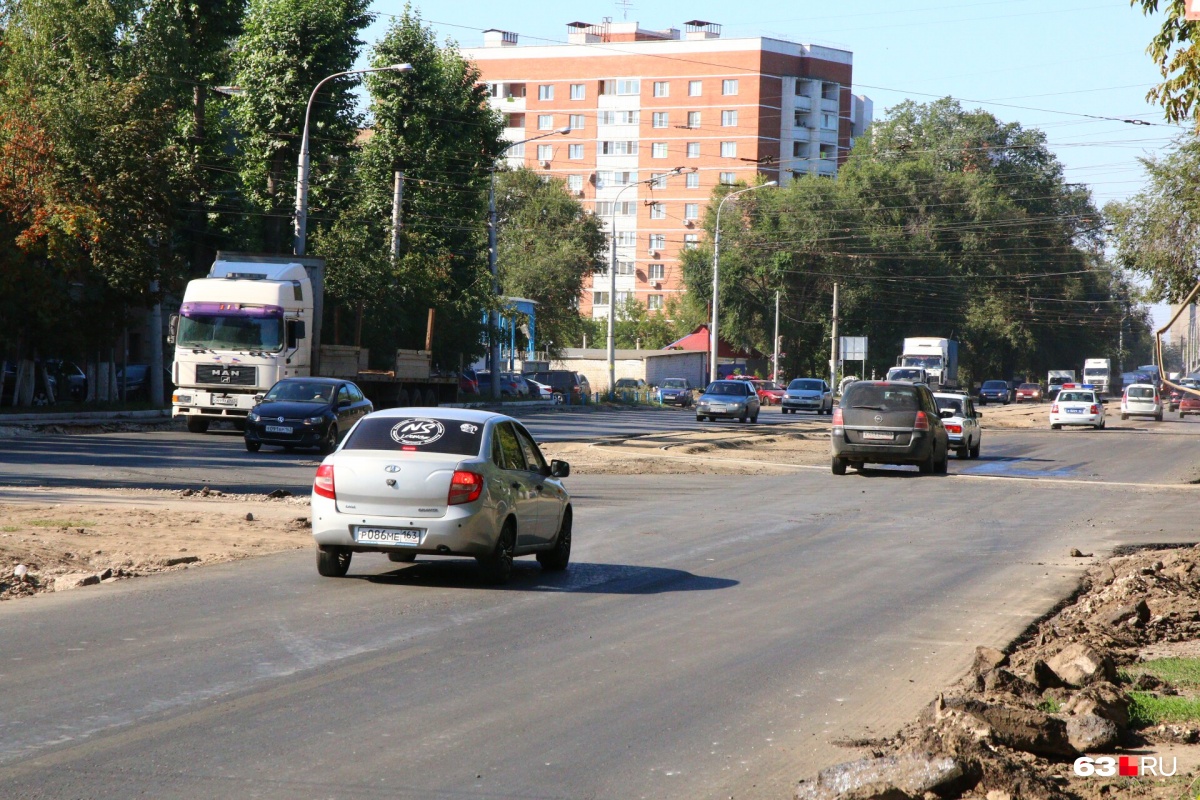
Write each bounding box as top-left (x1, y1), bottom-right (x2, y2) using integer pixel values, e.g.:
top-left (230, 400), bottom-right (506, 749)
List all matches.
top-left (1015, 383), bottom-right (1043, 403)
top-left (115, 364), bottom-right (174, 404)
top-left (782, 378), bottom-right (833, 415)
top-left (1119, 383), bottom-right (1163, 422)
top-left (1165, 378), bottom-right (1200, 412)
top-left (474, 371), bottom-right (531, 397)
top-left (311, 409), bottom-right (572, 584)
top-left (1, 361), bottom-right (58, 405)
top-left (245, 377), bottom-right (373, 454)
top-left (933, 391), bottom-right (982, 459)
top-left (657, 377), bottom-right (693, 407)
top-left (1179, 393), bottom-right (1200, 418)
top-left (831, 380), bottom-right (950, 475)
top-left (528, 370), bottom-right (590, 403)
top-left (614, 378), bottom-right (646, 391)
top-left (695, 379), bottom-right (761, 423)
top-left (459, 371), bottom-right (479, 395)
top-left (525, 376), bottom-right (553, 400)
top-left (1049, 385), bottom-right (1105, 430)
top-left (978, 380), bottom-right (1012, 405)
top-left (745, 379), bottom-right (784, 406)
top-left (43, 359), bottom-right (87, 401)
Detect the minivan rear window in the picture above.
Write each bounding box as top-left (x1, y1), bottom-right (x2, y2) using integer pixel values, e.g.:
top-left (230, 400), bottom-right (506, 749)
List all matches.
top-left (843, 383), bottom-right (918, 409)
top-left (343, 417), bottom-right (485, 455)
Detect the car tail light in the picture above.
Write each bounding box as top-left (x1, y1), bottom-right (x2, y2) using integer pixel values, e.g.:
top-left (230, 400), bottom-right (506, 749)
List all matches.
top-left (448, 470), bottom-right (483, 505)
top-left (831, 407), bottom-right (844, 428)
top-left (946, 424), bottom-right (962, 434)
top-left (914, 411), bottom-right (929, 431)
top-left (1051, 403), bottom-right (1059, 413)
top-left (314, 464), bottom-right (336, 500)
top-left (1090, 404), bottom-right (1099, 414)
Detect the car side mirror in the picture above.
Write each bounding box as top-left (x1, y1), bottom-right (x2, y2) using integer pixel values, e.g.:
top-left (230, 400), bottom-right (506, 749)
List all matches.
top-left (254, 394), bottom-right (264, 402)
top-left (549, 459), bottom-right (570, 478)
top-left (287, 319), bottom-right (305, 348)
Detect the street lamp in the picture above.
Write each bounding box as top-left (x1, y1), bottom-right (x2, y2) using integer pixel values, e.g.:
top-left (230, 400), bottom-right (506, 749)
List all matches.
top-left (710, 181), bottom-right (777, 383)
top-left (294, 63), bottom-right (413, 256)
top-left (487, 126), bottom-right (570, 398)
top-left (606, 167), bottom-right (685, 397)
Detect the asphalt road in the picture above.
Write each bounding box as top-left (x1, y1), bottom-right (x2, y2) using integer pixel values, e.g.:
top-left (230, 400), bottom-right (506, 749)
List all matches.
top-left (2, 409), bottom-right (1200, 799)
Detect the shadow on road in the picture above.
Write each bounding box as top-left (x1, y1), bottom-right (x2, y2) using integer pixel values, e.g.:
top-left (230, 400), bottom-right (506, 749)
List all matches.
top-left (353, 560), bottom-right (738, 594)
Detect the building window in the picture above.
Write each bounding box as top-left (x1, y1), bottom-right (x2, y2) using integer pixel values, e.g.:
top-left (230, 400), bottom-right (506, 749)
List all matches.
top-left (652, 111), bottom-right (668, 128)
top-left (538, 84), bottom-right (554, 100)
top-left (822, 113), bottom-right (838, 130)
top-left (508, 142), bottom-right (525, 158)
top-left (649, 263), bottom-right (665, 279)
top-left (600, 140), bottom-right (639, 155)
top-left (615, 291), bottom-right (634, 306)
top-left (822, 81), bottom-right (839, 100)
top-left (794, 109), bottom-right (810, 128)
top-left (648, 294), bottom-right (664, 310)
top-left (689, 80), bottom-right (702, 96)
top-left (819, 144), bottom-right (837, 160)
top-left (651, 142), bottom-right (669, 159)
top-left (595, 201), bottom-right (636, 216)
top-left (598, 110), bottom-right (639, 125)
top-left (687, 111), bottom-right (701, 129)
top-left (721, 110), bottom-right (738, 127)
top-left (720, 141), bottom-right (737, 158)
top-left (538, 114), bottom-right (554, 131)
top-left (685, 171), bottom-right (700, 188)
top-left (653, 81), bottom-right (670, 97)
top-left (567, 174), bottom-right (583, 192)
top-left (649, 202), bottom-right (665, 219)
top-left (617, 261), bottom-right (636, 276)
top-left (684, 234), bottom-right (699, 249)
top-left (795, 78), bottom-right (811, 96)
top-left (648, 234), bottom-right (666, 250)
top-left (614, 231), bottom-right (637, 246)
top-left (722, 79), bottom-right (739, 96)
top-left (505, 113), bottom-right (525, 128)
top-left (684, 203), bottom-right (699, 220)
top-left (720, 172), bottom-right (737, 185)
top-left (650, 172), bottom-right (668, 189)
top-left (537, 144), bottom-right (553, 161)
top-left (603, 78), bottom-right (640, 95)
top-left (593, 291), bottom-right (610, 307)
top-left (569, 114), bottom-right (585, 130)
top-left (570, 83), bottom-right (585, 100)
top-left (793, 141), bottom-right (806, 158)
top-left (686, 142), bottom-right (700, 158)
top-left (568, 143), bottom-right (583, 159)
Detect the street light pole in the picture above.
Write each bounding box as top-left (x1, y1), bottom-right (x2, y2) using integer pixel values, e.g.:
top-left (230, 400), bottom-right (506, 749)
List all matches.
top-left (607, 167), bottom-right (685, 398)
top-left (710, 181), bottom-right (776, 384)
top-left (294, 63), bottom-right (412, 256)
top-left (487, 127), bottom-right (570, 399)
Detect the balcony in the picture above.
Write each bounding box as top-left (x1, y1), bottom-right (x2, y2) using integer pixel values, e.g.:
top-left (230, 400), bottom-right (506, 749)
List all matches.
top-left (820, 97), bottom-right (839, 113)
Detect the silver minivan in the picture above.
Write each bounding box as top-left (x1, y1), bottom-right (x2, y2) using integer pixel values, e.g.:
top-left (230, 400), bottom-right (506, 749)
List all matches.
top-left (1120, 383), bottom-right (1162, 422)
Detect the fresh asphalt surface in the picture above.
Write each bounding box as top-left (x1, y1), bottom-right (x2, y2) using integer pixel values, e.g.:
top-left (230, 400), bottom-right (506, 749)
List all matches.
top-left (3, 404), bottom-right (1200, 799)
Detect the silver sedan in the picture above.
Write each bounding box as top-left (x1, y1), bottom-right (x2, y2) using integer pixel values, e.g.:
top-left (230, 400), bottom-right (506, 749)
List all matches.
top-left (311, 408), bottom-right (572, 584)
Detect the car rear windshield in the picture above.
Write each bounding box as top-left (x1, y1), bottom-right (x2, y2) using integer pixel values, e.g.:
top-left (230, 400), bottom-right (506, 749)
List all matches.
top-left (1058, 391), bottom-right (1093, 403)
top-left (342, 416), bottom-right (484, 455)
top-left (843, 383), bottom-right (919, 410)
top-left (982, 381), bottom-right (1007, 389)
top-left (1128, 387), bottom-right (1155, 399)
top-left (529, 372), bottom-right (573, 390)
top-left (937, 398), bottom-right (963, 415)
top-left (706, 382), bottom-right (749, 396)
top-left (789, 379), bottom-right (824, 391)
top-left (661, 379), bottom-right (687, 389)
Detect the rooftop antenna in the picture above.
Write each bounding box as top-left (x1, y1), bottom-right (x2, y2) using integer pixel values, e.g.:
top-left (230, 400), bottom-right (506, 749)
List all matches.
top-left (615, 0), bottom-right (633, 21)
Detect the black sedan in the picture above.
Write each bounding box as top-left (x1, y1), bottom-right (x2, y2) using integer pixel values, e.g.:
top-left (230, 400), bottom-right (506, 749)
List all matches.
top-left (244, 377), bottom-right (373, 454)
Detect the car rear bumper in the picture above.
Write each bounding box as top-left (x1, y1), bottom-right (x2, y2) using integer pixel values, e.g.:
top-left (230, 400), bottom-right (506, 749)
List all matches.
top-left (1049, 412), bottom-right (1101, 426)
top-left (831, 431), bottom-right (935, 464)
top-left (312, 497), bottom-right (499, 557)
top-left (782, 398), bottom-right (823, 409)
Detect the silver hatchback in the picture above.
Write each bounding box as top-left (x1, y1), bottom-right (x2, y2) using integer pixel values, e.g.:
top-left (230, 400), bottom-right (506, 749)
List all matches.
top-left (782, 378), bottom-right (833, 415)
top-left (696, 380), bottom-right (761, 423)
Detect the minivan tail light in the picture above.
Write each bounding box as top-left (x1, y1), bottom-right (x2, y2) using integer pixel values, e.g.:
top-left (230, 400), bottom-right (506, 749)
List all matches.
top-left (831, 407), bottom-right (844, 427)
top-left (314, 464), bottom-right (336, 500)
top-left (914, 411), bottom-right (929, 431)
top-left (448, 470), bottom-right (483, 505)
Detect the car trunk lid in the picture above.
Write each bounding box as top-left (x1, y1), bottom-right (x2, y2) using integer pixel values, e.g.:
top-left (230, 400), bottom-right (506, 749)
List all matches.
top-left (331, 451), bottom-right (463, 518)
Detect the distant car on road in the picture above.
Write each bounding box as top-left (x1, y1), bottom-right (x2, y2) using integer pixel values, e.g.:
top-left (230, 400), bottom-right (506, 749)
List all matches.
top-left (696, 380), bottom-right (760, 423)
top-left (1015, 383), bottom-right (1043, 403)
top-left (1049, 385), bottom-right (1105, 430)
top-left (528, 370), bottom-right (590, 403)
top-left (1179, 392), bottom-right (1200, 418)
top-left (978, 380), bottom-right (1012, 405)
top-left (934, 391), bottom-right (982, 459)
top-left (245, 377), bottom-right (373, 454)
top-left (782, 378), bottom-right (833, 415)
top-left (831, 380), bottom-right (949, 475)
top-left (657, 378), bottom-right (693, 407)
top-left (311, 409), bottom-right (572, 584)
top-left (1120, 383), bottom-right (1162, 422)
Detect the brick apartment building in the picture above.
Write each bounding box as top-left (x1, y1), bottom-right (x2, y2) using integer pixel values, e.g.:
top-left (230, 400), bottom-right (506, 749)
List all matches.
top-left (463, 20), bottom-right (871, 320)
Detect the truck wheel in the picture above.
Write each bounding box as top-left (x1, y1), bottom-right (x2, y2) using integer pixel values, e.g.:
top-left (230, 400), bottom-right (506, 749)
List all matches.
top-left (186, 417), bottom-right (209, 434)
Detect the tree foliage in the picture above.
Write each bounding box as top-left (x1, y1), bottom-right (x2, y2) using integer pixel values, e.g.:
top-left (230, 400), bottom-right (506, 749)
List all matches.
top-left (1131, 0), bottom-right (1200, 125)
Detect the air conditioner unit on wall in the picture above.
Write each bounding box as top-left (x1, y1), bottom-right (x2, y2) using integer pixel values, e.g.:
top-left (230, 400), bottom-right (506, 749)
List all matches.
top-left (540, 160), bottom-right (551, 168)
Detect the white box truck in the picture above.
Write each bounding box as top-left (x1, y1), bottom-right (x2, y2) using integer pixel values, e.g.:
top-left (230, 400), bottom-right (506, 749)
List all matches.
top-left (1082, 358), bottom-right (1112, 397)
top-left (896, 338), bottom-right (959, 391)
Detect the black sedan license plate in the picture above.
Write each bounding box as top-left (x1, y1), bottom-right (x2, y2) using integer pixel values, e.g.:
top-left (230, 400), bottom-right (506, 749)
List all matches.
top-left (264, 424), bottom-right (293, 433)
top-left (354, 526), bottom-right (421, 546)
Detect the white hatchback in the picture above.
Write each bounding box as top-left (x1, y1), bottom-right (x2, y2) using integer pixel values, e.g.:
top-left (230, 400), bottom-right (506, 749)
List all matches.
top-left (1120, 383), bottom-right (1162, 422)
top-left (311, 408), bottom-right (572, 584)
top-left (1049, 386), bottom-right (1105, 430)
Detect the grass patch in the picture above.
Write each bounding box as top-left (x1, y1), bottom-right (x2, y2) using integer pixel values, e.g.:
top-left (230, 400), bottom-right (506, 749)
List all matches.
top-left (1129, 691), bottom-right (1200, 728)
top-left (0, 525), bottom-right (18, 532)
top-left (1037, 697), bottom-right (1062, 714)
top-left (26, 519), bottom-right (95, 528)
top-left (1121, 657), bottom-right (1200, 689)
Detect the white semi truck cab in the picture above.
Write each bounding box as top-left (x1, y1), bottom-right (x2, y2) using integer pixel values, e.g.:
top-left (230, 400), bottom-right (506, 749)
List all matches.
top-left (897, 337), bottom-right (959, 391)
top-left (170, 253), bottom-right (324, 433)
top-left (1082, 358), bottom-right (1112, 397)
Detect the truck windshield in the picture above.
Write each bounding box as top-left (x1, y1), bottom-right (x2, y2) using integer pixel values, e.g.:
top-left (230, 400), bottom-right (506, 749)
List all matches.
top-left (1083, 368), bottom-right (1107, 377)
top-left (901, 355), bottom-right (942, 368)
top-left (178, 311), bottom-right (284, 351)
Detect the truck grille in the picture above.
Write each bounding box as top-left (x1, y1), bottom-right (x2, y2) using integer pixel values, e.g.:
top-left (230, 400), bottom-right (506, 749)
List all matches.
top-left (196, 364), bottom-right (257, 387)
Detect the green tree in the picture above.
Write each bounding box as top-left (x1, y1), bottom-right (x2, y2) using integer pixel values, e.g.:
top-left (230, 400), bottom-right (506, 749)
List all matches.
top-left (1131, 0), bottom-right (1200, 124)
top-left (494, 168), bottom-right (606, 356)
top-left (230, 0), bottom-right (371, 252)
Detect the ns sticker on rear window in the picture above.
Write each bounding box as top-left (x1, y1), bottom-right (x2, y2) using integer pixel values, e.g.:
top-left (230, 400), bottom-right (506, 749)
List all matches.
top-left (343, 417), bottom-right (485, 455)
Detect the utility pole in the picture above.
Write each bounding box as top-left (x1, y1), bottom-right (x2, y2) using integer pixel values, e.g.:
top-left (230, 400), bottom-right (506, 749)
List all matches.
top-left (487, 172), bottom-right (502, 399)
top-left (391, 171), bottom-right (404, 262)
top-left (772, 290), bottom-right (780, 382)
top-left (830, 282), bottom-right (839, 391)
